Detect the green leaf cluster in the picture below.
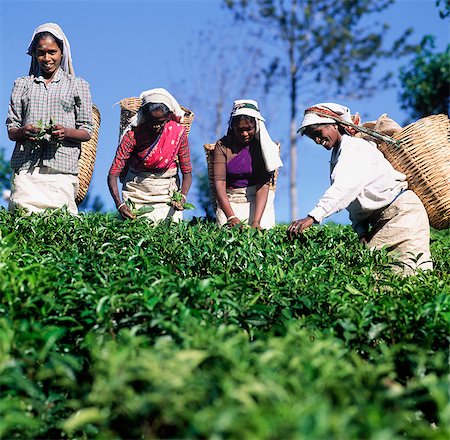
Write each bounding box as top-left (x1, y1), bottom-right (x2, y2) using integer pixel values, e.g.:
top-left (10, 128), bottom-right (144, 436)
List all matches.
top-left (125, 198), bottom-right (155, 216)
top-left (33, 118), bottom-right (55, 141)
top-left (167, 191), bottom-right (196, 210)
top-left (399, 36), bottom-right (450, 120)
top-left (0, 210), bottom-right (448, 439)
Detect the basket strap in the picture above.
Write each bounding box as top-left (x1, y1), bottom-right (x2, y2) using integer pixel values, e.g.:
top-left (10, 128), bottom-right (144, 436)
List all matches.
top-left (311, 111), bottom-right (401, 147)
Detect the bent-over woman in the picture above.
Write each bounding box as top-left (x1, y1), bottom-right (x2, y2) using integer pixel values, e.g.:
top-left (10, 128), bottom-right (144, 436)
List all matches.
top-left (288, 102), bottom-right (432, 275)
top-left (108, 88), bottom-right (192, 221)
top-left (6, 23), bottom-right (93, 214)
top-left (212, 99), bottom-right (283, 229)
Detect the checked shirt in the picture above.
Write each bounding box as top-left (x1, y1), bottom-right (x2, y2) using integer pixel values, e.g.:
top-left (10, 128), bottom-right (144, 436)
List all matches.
top-left (6, 68), bottom-right (93, 175)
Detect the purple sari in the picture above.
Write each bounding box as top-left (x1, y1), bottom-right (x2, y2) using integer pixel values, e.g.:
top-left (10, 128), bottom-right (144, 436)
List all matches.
top-left (226, 145), bottom-right (253, 188)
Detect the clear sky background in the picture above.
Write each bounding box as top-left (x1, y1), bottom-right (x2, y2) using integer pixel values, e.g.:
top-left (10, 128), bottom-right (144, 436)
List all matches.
top-left (1, 0), bottom-right (448, 224)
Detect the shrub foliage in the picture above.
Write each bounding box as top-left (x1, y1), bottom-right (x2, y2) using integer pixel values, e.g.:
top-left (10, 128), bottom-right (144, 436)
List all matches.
top-left (0, 210), bottom-right (448, 439)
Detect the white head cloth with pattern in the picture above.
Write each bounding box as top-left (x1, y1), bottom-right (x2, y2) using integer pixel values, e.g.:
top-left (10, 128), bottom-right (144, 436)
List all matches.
top-left (120, 88), bottom-right (185, 144)
top-left (135, 88), bottom-right (185, 126)
top-left (27, 23), bottom-right (74, 76)
top-left (230, 99), bottom-right (283, 173)
top-left (297, 103), bottom-right (353, 134)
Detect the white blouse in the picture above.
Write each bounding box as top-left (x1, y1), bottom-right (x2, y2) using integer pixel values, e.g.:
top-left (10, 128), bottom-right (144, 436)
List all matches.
top-left (308, 135), bottom-right (407, 236)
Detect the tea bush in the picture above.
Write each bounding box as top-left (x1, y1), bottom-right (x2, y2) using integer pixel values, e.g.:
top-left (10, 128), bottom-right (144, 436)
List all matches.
top-left (0, 210), bottom-right (448, 439)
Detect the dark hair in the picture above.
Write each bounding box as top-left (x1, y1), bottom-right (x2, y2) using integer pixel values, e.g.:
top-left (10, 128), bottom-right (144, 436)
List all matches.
top-left (226, 114), bottom-right (257, 141)
top-left (303, 122), bottom-right (346, 137)
top-left (31, 31), bottom-right (64, 54)
top-left (230, 114), bottom-right (256, 127)
top-left (141, 102), bottom-right (171, 117)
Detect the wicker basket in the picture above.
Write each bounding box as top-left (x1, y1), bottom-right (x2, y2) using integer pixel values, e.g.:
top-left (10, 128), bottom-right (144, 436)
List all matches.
top-left (377, 114), bottom-right (450, 230)
top-left (76, 104), bottom-right (101, 205)
top-left (310, 111), bottom-right (450, 230)
top-left (118, 97), bottom-right (194, 140)
top-left (203, 142), bottom-right (280, 211)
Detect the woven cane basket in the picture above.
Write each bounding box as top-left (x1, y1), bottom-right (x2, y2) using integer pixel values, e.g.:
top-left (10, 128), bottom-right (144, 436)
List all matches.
top-left (377, 114), bottom-right (450, 230)
top-left (203, 142), bottom-right (280, 211)
top-left (118, 97), bottom-right (194, 139)
top-left (76, 104), bottom-right (101, 205)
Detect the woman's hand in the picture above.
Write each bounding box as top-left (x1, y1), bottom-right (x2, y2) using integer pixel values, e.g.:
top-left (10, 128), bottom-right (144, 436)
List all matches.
top-left (118, 203), bottom-right (136, 220)
top-left (287, 216), bottom-right (315, 240)
top-left (227, 216), bottom-right (241, 227)
top-left (251, 220), bottom-right (262, 230)
top-left (51, 124), bottom-right (67, 141)
top-left (8, 125), bottom-right (39, 142)
top-left (50, 125), bottom-right (90, 142)
top-left (172, 200), bottom-right (185, 211)
top-left (359, 234), bottom-right (369, 245)
top-left (172, 192), bottom-right (187, 211)
top-left (22, 124), bottom-right (39, 141)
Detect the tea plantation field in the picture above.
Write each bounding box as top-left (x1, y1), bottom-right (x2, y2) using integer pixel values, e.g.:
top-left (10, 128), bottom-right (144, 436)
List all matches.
top-left (0, 210), bottom-right (449, 439)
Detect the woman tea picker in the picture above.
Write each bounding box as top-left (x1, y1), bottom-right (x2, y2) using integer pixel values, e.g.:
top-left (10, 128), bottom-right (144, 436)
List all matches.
top-left (212, 99), bottom-right (283, 229)
top-left (287, 103), bottom-right (432, 275)
top-left (6, 23), bottom-right (93, 214)
top-left (108, 88), bottom-right (192, 221)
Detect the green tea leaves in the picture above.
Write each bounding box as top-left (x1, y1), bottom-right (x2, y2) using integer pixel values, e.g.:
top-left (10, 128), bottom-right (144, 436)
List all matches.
top-left (167, 191), bottom-right (196, 210)
top-left (125, 199), bottom-right (154, 216)
top-left (0, 211), bottom-right (448, 439)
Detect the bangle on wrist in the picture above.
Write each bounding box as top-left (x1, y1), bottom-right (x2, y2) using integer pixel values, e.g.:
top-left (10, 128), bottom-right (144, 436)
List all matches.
top-left (181, 193), bottom-right (187, 201)
top-left (117, 202), bottom-right (126, 210)
top-left (227, 215), bottom-right (237, 222)
top-left (251, 220), bottom-right (261, 224)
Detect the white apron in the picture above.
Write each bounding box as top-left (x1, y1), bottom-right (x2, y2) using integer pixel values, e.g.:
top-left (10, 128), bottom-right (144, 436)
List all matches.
top-left (216, 185), bottom-right (275, 229)
top-left (367, 190), bottom-right (433, 275)
top-left (122, 167), bottom-right (182, 222)
top-left (9, 167), bottom-right (78, 215)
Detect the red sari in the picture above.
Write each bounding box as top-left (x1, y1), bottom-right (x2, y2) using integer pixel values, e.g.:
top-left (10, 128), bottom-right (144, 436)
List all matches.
top-left (109, 120), bottom-right (192, 178)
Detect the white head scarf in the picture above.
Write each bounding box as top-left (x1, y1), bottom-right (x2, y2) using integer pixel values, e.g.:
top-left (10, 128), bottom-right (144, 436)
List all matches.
top-left (120, 88), bottom-right (185, 143)
top-left (135, 88), bottom-right (185, 126)
top-left (297, 102), bottom-right (354, 135)
top-left (230, 99), bottom-right (283, 172)
top-left (27, 23), bottom-right (74, 76)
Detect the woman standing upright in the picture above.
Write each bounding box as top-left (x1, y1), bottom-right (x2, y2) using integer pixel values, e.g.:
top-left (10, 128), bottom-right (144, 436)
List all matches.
top-left (108, 88), bottom-right (192, 222)
top-left (212, 99), bottom-right (283, 229)
top-left (6, 23), bottom-right (93, 214)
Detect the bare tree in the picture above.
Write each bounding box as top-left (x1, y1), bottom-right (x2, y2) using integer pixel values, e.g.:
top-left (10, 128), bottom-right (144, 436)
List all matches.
top-left (171, 23), bottom-right (267, 218)
top-left (224, 0), bottom-right (417, 220)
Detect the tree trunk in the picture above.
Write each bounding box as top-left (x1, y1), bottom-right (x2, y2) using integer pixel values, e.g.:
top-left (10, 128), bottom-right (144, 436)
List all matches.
top-left (289, 83), bottom-right (297, 221)
top-left (289, 0), bottom-right (298, 221)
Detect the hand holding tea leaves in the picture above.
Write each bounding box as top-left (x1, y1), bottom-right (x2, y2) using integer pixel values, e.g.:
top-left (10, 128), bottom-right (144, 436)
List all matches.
top-left (22, 123), bottom-right (40, 141)
top-left (35, 118), bottom-right (54, 140)
top-left (23, 119), bottom-right (52, 142)
top-left (167, 191), bottom-right (195, 211)
top-left (26, 117), bottom-right (62, 145)
top-left (123, 199), bottom-right (154, 218)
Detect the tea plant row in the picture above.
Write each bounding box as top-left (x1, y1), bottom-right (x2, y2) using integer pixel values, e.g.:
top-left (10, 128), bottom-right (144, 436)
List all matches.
top-left (0, 210), bottom-right (448, 439)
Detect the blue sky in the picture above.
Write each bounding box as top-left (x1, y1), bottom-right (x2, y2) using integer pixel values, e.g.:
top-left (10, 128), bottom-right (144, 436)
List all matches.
top-left (1, 0), bottom-right (448, 224)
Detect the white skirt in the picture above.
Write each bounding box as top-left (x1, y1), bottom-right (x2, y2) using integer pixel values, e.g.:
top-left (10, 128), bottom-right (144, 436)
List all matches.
top-left (216, 185), bottom-right (275, 229)
top-left (122, 167), bottom-right (183, 222)
top-left (9, 167), bottom-right (78, 215)
top-left (367, 190), bottom-right (433, 275)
